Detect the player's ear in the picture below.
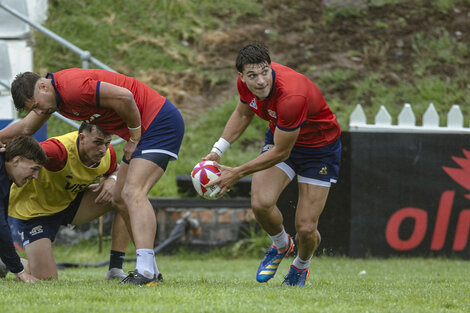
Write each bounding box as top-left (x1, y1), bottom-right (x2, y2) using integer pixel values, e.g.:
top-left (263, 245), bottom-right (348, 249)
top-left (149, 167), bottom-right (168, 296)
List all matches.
top-left (11, 155), bottom-right (21, 167)
top-left (37, 79), bottom-right (48, 93)
top-left (238, 72), bottom-right (245, 83)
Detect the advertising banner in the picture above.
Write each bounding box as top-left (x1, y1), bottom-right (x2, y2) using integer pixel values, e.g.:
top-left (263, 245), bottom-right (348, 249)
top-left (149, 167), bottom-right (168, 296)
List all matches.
top-left (349, 132), bottom-right (470, 258)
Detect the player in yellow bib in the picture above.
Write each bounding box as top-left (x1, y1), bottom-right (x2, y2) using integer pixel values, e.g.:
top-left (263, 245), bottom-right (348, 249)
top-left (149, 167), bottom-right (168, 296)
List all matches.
top-left (8, 123), bottom-right (130, 280)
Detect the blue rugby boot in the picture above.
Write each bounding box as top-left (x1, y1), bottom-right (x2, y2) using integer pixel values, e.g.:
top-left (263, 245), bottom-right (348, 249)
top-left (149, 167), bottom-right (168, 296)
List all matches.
top-left (256, 235), bottom-right (294, 283)
top-left (281, 265), bottom-right (310, 287)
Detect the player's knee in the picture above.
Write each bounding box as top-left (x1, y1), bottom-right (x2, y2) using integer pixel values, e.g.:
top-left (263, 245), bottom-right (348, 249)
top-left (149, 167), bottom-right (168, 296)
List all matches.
top-left (296, 223), bottom-right (317, 238)
top-left (121, 184), bottom-right (146, 209)
top-left (251, 193), bottom-right (276, 214)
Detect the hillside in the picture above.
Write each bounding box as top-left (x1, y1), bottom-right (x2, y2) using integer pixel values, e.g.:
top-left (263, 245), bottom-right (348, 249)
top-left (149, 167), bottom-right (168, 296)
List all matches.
top-left (32, 0), bottom-right (470, 196)
top-left (36, 0), bottom-right (470, 126)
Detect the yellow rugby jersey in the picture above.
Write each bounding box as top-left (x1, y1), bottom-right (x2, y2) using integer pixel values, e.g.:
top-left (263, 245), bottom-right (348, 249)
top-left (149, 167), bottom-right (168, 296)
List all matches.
top-left (9, 131), bottom-right (114, 220)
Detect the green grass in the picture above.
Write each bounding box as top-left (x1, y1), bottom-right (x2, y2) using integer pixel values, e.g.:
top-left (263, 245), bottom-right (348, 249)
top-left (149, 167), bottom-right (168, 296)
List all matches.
top-left (34, 0), bottom-right (262, 73)
top-left (2, 240), bottom-right (470, 313)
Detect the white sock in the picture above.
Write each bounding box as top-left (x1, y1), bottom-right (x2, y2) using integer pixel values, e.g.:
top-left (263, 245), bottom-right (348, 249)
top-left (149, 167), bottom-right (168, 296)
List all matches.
top-left (269, 228), bottom-right (288, 250)
top-left (135, 249), bottom-right (155, 278)
top-left (153, 260), bottom-right (160, 276)
top-left (292, 255), bottom-right (312, 270)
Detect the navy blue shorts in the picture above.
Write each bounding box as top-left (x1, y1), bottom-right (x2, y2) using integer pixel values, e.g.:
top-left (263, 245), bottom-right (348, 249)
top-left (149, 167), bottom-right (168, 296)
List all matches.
top-left (123, 99), bottom-right (185, 170)
top-left (262, 129), bottom-right (341, 187)
top-left (8, 192), bottom-right (83, 248)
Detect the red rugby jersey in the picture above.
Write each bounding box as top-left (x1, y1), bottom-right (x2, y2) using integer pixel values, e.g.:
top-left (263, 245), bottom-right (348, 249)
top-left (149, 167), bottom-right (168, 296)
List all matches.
top-left (47, 68), bottom-right (166, 140)
top-left (237, 62), bottom-right (340, 147)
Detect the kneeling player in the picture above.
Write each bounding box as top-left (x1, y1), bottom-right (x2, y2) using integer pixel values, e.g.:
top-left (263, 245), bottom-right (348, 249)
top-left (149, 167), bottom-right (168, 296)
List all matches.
top-left (8, 123), bottom-right (131, 280)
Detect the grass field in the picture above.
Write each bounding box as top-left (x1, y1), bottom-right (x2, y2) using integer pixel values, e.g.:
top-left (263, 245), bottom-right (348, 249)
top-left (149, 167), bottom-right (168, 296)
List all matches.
top-left (1, 241), bottom-right (469, 313)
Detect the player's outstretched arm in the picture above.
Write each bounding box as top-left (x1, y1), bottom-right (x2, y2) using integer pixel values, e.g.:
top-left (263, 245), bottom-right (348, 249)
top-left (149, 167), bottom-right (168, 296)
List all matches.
top-left (208, 127), bottom-right (299, 196)
top-left (220, 100), bottom-right (254, 144)
top-left (204, 101), bottom-right (254, 161)
top-left (0, 110), bottom-right (50, 150)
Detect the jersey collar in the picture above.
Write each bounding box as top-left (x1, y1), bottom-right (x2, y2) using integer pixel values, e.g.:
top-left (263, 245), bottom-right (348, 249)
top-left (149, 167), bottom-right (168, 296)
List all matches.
top-left (266, 68), bottom-right (276, 99)
top-left (46, 73), bottom-right (63, 110)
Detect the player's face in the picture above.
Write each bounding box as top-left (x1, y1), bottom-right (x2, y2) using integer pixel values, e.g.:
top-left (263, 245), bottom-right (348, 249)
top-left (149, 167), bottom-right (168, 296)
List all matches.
top-left (78, 128), bottom-right (112, 166)
top-left (24, 83), bottom-right (57, 115)
top-left (9, 156), bottom-right (43, 187)
top-left (239, 63), bottom-right (273, 99)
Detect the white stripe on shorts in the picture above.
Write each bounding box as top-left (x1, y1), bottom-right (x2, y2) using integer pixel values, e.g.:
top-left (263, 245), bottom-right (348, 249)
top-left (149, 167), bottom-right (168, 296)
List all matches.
top-left (141, 149), bottom-right (178, 160)
top-left (275, 162), bottom-right (296, 180)
top-left (275, 162), bottom-right (334, 187)
top-left (297, 175), bottom-right (332, 187)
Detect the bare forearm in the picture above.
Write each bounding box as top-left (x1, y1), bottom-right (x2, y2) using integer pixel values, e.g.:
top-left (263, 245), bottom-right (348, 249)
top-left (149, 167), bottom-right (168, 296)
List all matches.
top-left (0, 120), bottom-right (34, 142)
top-left (236, 147), bottom-right (288, 178)
top-left (220, 106), bottom-right (253, 144)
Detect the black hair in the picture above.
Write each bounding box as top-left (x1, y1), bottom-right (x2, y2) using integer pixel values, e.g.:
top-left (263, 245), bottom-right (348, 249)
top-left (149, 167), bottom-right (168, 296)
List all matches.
top-left (10, 72), bottom-right (42, 111)
top-left (235, 42), bottom-right (271, 73)
top-left (5, 135), bottom-right (46, 164)
top-left (78, 122), bottom-right (110, 136)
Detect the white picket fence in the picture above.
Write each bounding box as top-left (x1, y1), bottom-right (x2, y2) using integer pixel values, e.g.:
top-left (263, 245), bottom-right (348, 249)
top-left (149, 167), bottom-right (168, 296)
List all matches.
top-left (349, 103), bottom-right (470, 133)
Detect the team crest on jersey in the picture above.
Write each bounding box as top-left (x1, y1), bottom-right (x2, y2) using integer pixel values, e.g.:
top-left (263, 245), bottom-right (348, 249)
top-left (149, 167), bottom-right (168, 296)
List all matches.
top-left (30, 225), bottom-right (43, 236)
top-left (85, 114), bottom-right (101, 123)
top-left (267, 109), bottom-right (277, 119)
top-left (249, 98), bottom-right (258, 110)
top-left (319, 166), bottom-right (328, 175)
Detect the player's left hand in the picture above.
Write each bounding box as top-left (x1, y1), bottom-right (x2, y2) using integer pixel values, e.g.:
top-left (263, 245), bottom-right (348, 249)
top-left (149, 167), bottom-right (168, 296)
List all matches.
top-left (93, 178), bottom-right (115, 204)
top-left (206, 162), bottom-right (239, 197)
top-left (123, 140), bottom-right (138, 161)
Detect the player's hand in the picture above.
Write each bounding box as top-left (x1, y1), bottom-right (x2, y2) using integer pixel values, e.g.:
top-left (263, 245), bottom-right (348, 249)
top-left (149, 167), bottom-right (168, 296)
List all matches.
top-left (93, 178), bottom-right (115, 204)
top-left (206, 162), bottom-right (239, 197)
top-left (0, 141), bottom-right (5, 153)
top-left (202, 152), bottom-right (221, 163)
top-left (15, 271), bottom-right (38, 283)
top-left (123, 140), bottom-right (138, 162)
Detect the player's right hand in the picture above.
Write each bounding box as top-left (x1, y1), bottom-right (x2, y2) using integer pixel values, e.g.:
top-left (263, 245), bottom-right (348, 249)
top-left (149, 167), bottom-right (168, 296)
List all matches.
top-left (0, 141), bottom-right (5, 153)
top-left (203, 152), bottom-right (221, 162)
top-left (15, 271), bottom-right (39, 283)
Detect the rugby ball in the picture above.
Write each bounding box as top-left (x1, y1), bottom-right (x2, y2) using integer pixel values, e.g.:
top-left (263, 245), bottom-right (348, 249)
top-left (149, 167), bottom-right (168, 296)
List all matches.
top-left (191, 161), bottom-right (221, 199)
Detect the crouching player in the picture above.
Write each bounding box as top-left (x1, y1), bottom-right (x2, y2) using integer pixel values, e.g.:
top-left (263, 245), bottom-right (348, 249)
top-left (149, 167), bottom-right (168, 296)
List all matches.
top-left (1, 135), bottom-right (46, 282)
top-left (8, 123), bottom-right (130, 280)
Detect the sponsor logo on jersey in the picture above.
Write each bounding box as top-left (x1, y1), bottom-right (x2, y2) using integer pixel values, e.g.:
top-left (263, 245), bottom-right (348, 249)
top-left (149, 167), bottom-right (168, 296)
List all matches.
top-left (72, 110), bottom-right (80, 116)
top-left (249, 98), bottom-right (258, 110)
top-left (66, 173), bottom-right (73, 179)
top-left (30, 225), bottom-right (43, 236)
top-left (267, 109), bottom-right (277, 119)
top-left (65, 182), bottom-right (88, 193)
top-left (85, 114), bottom-right (101, 123)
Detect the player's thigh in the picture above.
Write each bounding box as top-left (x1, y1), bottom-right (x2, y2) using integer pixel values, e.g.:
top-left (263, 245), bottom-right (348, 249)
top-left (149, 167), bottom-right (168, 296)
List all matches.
top-left (251, 166), bottom-right (291, 209)
top-left (125, 158), bottom-right (165, 196)
top-left (71, 189), bottom-right (114, 225)
top-left (25, 237), bottom-right (57, 280)
top-left (296, 183), bottom-right (330, 228)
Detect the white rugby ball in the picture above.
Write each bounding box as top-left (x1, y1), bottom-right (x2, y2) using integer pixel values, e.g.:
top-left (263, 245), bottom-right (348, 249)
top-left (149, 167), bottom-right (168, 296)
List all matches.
top-left (191, 161), bottom-right (221, 199)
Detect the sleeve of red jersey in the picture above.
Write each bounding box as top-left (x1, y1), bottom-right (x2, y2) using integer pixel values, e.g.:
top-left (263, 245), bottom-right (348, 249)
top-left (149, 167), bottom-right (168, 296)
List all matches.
top-left (276, 95), bottom-right (308, 131)
top-left (40, 139), bottom-right (68, 172)
top-left (105, 145), bottom-right (118, 175)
